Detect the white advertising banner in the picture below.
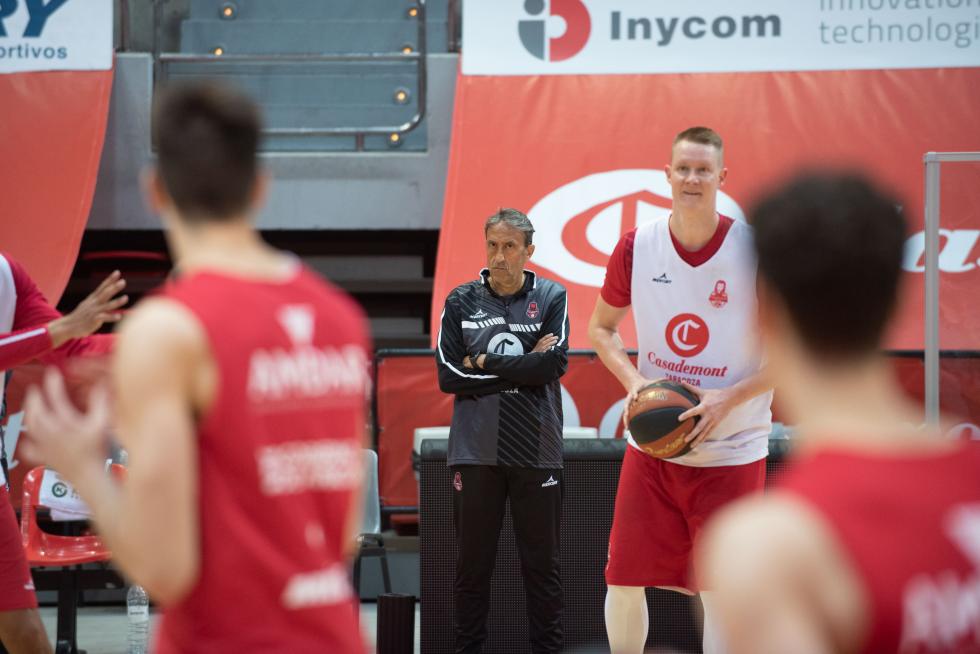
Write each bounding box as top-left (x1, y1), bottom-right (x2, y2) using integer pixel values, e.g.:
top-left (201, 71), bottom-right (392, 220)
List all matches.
top-left (462, 0), bottom-right (980, 75)
top-left (0, 0), bottom-right (113, 73)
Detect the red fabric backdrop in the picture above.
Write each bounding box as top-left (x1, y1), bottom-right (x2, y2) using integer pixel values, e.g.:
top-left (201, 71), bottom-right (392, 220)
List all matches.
top-left (1, 67), bottom-right (115, 504)
top-left (0, 68), bottom-right (114, 301)
top-left (432, 68), bottom-right (980, 352)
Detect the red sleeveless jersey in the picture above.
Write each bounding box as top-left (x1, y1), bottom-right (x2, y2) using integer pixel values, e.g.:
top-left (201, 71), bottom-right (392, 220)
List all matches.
top-left (778, 442), bottom-right (980, 653)
top-left (155, 266), bottom-right (369, 654)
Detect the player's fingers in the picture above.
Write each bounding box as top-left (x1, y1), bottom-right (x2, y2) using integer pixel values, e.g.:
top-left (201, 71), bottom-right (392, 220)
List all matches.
top-left (94, 281), bottom-right (127, 305)
top-left (84, 383), bottom-right (112, 432)
top-left (23, 387), bottom-right (58, 446)
top-left (92, 270), bottom-right (123, 296)
top-left (23, 386), bottom-right (48, 430)
top-left (694, 425), bottom-right (714, 447)
top-left (622, 394), bottom-right (635, 430)
top-left (679, 381), bottom-right (704, 399)
top-left (105, 295), bottom-right (129, 310)
top-left (43, 367), bottom-right (78, 423)
top-left (678, 405), bottom-right (704, 422)
top-left (685, 417), bottom-right (710, 444)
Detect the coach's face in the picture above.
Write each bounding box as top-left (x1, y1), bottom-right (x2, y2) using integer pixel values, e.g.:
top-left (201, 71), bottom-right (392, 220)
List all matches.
top-left (666, 140), bottom-right (727, 212)
top-left (485, 222), bottom-right (535, 295)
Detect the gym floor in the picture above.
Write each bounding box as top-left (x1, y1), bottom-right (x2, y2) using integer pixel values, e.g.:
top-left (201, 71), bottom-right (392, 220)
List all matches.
top-left (38, 602), bottom-right (422, 653)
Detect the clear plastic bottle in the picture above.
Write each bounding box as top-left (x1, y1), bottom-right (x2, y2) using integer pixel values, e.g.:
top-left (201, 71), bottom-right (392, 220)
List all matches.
top-left (126, 584), bottom-right (150, 654)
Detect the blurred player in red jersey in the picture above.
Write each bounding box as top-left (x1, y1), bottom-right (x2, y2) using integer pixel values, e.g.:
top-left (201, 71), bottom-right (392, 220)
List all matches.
top-left (22, 82), bottom-right (370, 653)
top-left (0, 259), bottom-right (125, 653)
top-left (699, 172), bottom-right (980, 653)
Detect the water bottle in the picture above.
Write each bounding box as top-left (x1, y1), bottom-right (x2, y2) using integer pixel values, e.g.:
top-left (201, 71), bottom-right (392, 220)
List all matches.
top-left (126, 584), bottom-right (150, 654)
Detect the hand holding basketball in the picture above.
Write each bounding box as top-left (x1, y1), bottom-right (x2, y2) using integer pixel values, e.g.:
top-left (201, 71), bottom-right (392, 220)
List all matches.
top-left (622, 377), bottom-right (653, 430)
top-left (677, 382), bottom-right (738, 448)
top-left (626, 380), bottom-right (701, 458)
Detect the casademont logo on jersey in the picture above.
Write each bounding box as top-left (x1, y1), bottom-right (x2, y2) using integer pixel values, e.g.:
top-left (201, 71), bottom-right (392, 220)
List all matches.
top-left (646, 314), bottom-right (728, 386)
top-left (528, 169), bottom-right (745, 288)
top-left (247, 304), bottom-right (369, 403)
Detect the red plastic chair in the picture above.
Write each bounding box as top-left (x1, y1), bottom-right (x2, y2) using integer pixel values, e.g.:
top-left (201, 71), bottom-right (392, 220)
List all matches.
top-left (20, 465), bottom-right (125, 654)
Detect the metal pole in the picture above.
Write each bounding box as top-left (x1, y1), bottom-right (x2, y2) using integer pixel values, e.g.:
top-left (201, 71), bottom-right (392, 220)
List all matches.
top-left (923, 153), bottom-right (941, 426)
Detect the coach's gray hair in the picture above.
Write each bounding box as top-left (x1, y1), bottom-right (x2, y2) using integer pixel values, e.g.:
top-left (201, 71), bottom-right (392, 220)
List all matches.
top-left (484, 208), bottom-right (534, 246)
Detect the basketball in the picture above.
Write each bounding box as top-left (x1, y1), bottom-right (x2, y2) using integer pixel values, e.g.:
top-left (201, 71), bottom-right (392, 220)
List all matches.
top-left (627, 380), bottom-right (701, 459)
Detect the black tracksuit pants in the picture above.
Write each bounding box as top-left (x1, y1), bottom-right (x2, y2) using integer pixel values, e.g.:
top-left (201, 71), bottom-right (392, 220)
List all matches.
top-left (450, 464), bottom-right (563, 654)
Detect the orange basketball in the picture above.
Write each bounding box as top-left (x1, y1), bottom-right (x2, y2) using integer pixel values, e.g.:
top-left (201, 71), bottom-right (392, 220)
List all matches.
top-left (627, 380), bottom-right (700, 459)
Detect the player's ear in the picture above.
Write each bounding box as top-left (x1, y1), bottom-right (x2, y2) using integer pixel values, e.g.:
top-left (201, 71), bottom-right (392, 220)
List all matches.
top-left (526, 243), bottom-right (535, 259)
top-left (664, 164), bottom-right (672, 182)
top-left (249, 170), bottom-right (271, 212)
top-left (142, 167), bottom-right (171, 215)
top-left (719, 167), bottom-right (728, 186)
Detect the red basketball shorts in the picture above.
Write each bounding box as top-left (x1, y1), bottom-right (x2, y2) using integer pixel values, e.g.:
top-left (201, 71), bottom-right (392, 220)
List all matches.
top-left (605, 445), bottom-right (766, 591)
top-left (0, 485), bottom-right (38, 611)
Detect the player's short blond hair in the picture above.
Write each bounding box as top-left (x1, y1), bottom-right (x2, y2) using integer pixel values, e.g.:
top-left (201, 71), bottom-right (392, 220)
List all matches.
top-left (672, 126), bottom-right (724, 164)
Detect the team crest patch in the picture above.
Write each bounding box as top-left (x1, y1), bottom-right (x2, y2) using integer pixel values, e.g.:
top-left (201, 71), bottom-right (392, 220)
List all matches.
top-left (526, 301), bottom-right (539, 319)
top-left (453, 472), bottom-right (463, 491)
top-left (709, 280), bottom-right (728, 308)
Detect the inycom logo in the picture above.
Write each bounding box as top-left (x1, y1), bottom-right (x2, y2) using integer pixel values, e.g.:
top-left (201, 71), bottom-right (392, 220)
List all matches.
top-left (518, 0), bottom-right (591, 61)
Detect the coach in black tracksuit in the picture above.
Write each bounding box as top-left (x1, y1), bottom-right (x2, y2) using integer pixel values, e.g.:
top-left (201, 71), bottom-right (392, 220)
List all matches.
top-left (436, 208), bottom-right (569, 654)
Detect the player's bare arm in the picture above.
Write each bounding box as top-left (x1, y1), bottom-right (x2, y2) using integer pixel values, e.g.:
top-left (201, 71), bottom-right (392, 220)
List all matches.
top-left (678, 368), bottom-right (774, 447)
top-left (588, 295), bottom-right (648, 425)
top-left (698, 494), bottom-right (865, 654)
top-left (23, 298), bottom-right (207, 604)
top-left (46, 270), bottom-right (128, 347)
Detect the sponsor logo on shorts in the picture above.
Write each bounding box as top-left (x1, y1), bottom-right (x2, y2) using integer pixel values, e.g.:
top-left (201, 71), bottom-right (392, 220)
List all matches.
top-left (541, 475), bottom-right (558, 487)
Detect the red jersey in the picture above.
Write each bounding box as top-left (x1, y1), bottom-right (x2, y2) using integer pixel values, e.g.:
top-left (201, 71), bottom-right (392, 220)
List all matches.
top-left (778, 442), bottom-right (980, 653)
top-left (156, 265), bottom-right (370, 654)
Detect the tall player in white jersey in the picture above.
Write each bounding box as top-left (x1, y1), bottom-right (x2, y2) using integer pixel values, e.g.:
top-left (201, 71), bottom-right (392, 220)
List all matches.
top-left (588, 127), bottom-right (773, 653)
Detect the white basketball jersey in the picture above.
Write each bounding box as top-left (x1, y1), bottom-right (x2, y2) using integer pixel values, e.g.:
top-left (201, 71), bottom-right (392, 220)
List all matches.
top-left (629, 217), bottom-right (771, 467)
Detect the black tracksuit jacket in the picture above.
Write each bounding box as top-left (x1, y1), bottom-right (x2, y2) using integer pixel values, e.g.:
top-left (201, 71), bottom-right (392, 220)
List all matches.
top-left (436, 269), bottom-right (569, 468)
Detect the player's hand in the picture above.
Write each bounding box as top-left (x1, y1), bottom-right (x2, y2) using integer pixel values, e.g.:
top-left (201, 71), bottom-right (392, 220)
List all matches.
top-left (463, 355), bottom-right (486, 369)
top-left (21, 367), bottom-right (112, 481)
top-left (532, 333), bottom-right (559, 353)
top-left (677, 382), bottom-right (737, 448)
top-left (48, 271), bottom-right (128, 347)
top-left (622, 376), bottom-right (656, 431)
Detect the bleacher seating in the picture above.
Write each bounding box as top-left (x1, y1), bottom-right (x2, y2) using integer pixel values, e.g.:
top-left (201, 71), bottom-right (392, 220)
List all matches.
top-left (158, 0), bottom-right (452, 152)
